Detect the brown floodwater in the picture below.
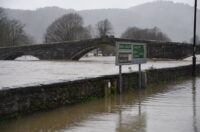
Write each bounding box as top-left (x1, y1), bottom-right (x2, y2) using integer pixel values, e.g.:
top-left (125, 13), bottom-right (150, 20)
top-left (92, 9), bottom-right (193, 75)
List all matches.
top-left (0, 78), bottom-right (199, 132)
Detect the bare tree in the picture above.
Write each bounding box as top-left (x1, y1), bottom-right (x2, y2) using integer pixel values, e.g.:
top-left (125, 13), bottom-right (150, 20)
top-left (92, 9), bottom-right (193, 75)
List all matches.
top-left (6, 20), bottom-right (33, 46)
top-left (95, 19), bottom-right (113, 56)
top-left (0, 8), bottom-right (34, 47)
top-left (44, 13), bottom-right (91, 43)
top-left (121, 26), bottom-right (171, 42)
top-left (0, 8), bottom-right (6, 23)
top-left (0, 8), bottom-right (7, 46)
top-left (96, 19), bottom-right (113, 38)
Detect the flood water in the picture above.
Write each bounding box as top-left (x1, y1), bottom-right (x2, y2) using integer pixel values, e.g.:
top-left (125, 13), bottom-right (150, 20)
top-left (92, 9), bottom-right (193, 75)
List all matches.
top-left (0, 57), bottom-right (195, 89)
top-left (0, 78), bottom-right (199, 132)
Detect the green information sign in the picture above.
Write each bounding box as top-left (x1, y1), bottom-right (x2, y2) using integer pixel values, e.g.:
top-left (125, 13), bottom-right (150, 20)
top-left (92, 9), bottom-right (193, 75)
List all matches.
top-left (132, 45), bottom-right (145, 58)
top-left (116, 42), bottom-right (147, 92)
top-left (116, 42), bottom-right (147, 65)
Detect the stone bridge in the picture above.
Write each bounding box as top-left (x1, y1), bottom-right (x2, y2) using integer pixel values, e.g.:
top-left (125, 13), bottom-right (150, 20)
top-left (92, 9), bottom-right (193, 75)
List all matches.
top-left (0, 37), bottom-right (199, 60)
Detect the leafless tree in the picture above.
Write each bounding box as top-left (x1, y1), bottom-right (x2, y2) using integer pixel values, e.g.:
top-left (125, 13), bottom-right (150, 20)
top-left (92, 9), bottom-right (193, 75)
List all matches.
top-left (0, 8), bottom-right (6, 23)
top-left (6, 20), bottom-right (33, 46)
top-left (0, 8), bottom-right (7, 46)
top-left (0, 8), bottom-right (34, 47)
top-left (96, 19), bottom-right (113, 38)
top-left (121, 26), bottom-right (171, 42)
top-left (95, 19), bottom-right (114, 56)
top-left (44, 13), bottom-right (91, 43)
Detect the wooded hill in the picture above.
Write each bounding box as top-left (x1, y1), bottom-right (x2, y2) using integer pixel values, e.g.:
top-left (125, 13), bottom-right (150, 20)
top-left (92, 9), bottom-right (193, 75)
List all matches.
top-left (3, 1), bottom-right (200, 43)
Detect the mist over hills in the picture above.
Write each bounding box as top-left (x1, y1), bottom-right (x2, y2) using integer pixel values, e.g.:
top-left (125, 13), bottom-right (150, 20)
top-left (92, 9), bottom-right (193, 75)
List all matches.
top-left (3, 1), bottom-right (200, 43)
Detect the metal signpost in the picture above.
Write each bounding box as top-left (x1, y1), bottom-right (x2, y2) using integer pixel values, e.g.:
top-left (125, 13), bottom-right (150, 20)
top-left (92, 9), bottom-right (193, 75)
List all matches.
top-left (193, 0), bottom-right (198, 77)
top-left (116, 42), bottom-right (147, 93)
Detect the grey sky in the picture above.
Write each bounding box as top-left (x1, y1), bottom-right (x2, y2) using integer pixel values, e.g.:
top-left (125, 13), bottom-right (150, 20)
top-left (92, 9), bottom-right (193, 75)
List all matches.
top-left (0, 0), bottom-right (197, 10)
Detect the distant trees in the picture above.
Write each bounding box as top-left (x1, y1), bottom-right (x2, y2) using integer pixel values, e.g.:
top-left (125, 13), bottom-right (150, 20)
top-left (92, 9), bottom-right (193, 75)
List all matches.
top-left (0, 8), bottom-right (5, 23)
top-left (0, 8), bottom-right (6, 46)
top-left (96, 19), bottom-right (113, 38)
top-left (0, 8), bottom-right (33, 47)
top-left (190, 35), bottom-right (200, 44)
top-left (121, 26), bottom-right (171, 42)
top-left (44, 13), bottom-right (91, 43)
top-left (95, 19), bottom-right (114, 56)
top-left (4, 20), bottom-right (34, 46)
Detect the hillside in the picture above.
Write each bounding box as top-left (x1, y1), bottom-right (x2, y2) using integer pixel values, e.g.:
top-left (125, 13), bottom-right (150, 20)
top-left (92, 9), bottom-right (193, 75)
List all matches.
top-left (3, 1), bottom-right (200, 43)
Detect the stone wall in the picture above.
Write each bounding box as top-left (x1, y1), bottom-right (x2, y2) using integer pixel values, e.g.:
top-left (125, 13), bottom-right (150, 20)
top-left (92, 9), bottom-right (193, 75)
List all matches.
top-left (0, 78), bottom-right (106, 120)
top-left (0, 64), bottom-right (200, 120)
top-left (146, 65), bottom-right (200, 84)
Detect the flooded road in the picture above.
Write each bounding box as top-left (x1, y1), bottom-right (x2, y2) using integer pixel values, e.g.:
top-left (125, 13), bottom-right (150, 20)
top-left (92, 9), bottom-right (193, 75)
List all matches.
top-left (0, 78), bottom-right (199, 132)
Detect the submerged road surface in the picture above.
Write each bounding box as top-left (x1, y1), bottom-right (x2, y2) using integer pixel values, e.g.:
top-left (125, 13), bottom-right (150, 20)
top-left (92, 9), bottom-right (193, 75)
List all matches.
top-left (0, 78), bottom-right (199, 132)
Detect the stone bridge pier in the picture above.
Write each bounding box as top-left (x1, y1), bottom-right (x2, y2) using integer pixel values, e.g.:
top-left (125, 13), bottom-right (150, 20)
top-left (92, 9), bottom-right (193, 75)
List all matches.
top-left (0, 37), bottom-right (199, 60)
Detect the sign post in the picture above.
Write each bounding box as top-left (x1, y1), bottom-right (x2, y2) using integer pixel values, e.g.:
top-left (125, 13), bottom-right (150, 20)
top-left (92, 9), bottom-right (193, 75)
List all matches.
top-left (116, 42), bottom-right (147, 93)
top-left (132, 44), bottom-right (146, 89)
top-left (119, 65), bottom-right (122, 93)
top-left (138, 64), bottom-right (141, 89)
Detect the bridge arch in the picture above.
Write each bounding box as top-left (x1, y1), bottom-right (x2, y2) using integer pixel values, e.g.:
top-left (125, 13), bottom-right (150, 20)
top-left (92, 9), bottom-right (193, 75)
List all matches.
top-left (71, 44), bottom-right (115, 60)
top-left (4, 52), bottom-right (41, 60)
top-left (15, 55), bottom-right (40, 61)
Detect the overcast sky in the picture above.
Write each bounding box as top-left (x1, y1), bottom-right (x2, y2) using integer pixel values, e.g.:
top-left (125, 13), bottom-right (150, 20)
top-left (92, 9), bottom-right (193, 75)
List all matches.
top-left (0, 0), bottom-right (198, 10)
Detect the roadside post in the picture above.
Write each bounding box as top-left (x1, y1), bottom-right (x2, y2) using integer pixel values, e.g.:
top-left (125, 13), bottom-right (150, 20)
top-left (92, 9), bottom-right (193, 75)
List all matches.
top-left (139, 63), bottom-right (141, 89)
top-left (116, 41), bottom-right (147, 93)
top-left (119, 65), bottom-right (122, 93)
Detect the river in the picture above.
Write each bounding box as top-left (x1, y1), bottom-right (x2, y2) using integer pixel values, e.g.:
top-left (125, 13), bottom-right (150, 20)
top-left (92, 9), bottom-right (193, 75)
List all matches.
top-left (0, 56), bottom-right (196, 89)
top-left (0, 77), bottom-right (199, 132)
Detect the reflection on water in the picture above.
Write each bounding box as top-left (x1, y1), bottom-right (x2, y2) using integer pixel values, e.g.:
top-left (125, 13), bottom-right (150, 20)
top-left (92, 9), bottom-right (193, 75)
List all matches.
top-left (192, 78), bottom-right (198, 132)
top-left (0, 78), bottom-right (200, 132)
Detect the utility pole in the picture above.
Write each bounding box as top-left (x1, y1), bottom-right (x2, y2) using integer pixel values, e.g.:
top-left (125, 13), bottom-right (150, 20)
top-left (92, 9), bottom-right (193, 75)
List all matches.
top-left (192, 0), bottom-right (198, 77)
